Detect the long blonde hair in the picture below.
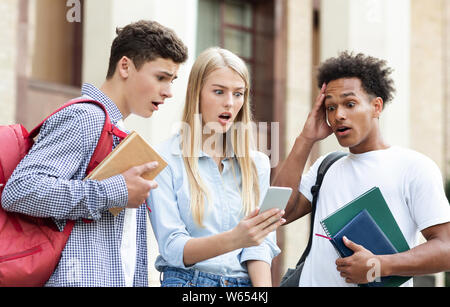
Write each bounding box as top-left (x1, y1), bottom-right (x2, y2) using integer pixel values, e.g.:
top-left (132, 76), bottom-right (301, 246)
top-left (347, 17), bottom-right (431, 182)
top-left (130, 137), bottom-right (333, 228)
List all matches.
top-left (181, 47), bottom-right (260, 226)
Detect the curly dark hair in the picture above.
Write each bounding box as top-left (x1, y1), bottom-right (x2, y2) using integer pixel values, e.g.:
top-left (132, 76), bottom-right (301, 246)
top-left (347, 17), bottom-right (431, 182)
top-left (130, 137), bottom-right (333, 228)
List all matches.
top-left (106, 20), bottom-right (188, 79)
top-left (317, 51), bottom-right (396, 105)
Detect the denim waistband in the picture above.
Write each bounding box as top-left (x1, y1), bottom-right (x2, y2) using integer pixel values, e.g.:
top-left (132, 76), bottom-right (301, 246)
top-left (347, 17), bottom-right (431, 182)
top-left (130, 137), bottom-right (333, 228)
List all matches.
top-left (161, 267), bottom-right (252, 287)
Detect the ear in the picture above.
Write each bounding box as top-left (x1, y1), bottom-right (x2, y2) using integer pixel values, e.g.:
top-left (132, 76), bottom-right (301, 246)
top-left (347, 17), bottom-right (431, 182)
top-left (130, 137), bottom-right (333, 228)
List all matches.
top-left (371, 97), bottom-right (384, 119)
top-left (117, 56), bottom-right (132, 79)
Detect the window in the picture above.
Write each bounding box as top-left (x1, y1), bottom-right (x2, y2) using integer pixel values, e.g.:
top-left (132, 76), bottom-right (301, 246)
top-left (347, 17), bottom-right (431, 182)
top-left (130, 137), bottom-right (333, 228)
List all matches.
top-left (197, 0), bottom-right (254, 72)
top-left (196, 0), bottom-right (279, 124)
top-left (15, 0), bottom-right (84, 130)
top-left (30, 0), bottom-right (83, 87)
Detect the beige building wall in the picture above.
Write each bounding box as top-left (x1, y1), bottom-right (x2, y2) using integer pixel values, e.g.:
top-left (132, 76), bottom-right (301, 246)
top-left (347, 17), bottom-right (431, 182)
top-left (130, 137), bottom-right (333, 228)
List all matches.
top-left (445, 0), bottom-right (449, 183)
top-left (281, 0), bottom-right (313, 277)
top-left (0, 0), bottom-right (18, 125)
top-left (410, 0), bottom-right (446, 171)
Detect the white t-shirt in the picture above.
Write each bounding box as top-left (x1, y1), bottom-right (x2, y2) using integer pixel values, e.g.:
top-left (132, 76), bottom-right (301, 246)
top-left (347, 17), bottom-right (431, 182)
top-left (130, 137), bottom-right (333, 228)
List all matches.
top-left (116, 120), bottom-right (137, 287)
top-left (298, 146), bottom-right (450, 287)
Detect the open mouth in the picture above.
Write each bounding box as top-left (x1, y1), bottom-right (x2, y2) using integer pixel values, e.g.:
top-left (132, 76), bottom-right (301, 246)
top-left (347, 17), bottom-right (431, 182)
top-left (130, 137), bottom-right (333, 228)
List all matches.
top-left (336, 126), bottom-right (351, 136)
top-left (218, 112), bottom-right (232, 126)
top-left (152, 101), bottom-right (163, 111)
top-left (219, 114), bottom-right (231, 120)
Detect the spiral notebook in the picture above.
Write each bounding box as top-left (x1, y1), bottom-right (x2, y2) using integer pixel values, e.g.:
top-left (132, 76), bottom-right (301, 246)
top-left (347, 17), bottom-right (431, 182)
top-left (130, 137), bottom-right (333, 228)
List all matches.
top-left (320, 187), bottom-right (411, 287)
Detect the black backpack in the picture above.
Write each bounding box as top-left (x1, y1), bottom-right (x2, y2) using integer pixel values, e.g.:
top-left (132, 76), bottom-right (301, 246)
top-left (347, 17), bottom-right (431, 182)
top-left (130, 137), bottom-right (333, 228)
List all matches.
top-left (280, 151), bottom-right (348, 287)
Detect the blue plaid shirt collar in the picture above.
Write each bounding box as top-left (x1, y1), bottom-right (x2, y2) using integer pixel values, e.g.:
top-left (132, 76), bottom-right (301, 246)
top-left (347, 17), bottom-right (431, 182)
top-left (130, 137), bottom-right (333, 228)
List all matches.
top-left (81, 83), bottom-right (124, 124)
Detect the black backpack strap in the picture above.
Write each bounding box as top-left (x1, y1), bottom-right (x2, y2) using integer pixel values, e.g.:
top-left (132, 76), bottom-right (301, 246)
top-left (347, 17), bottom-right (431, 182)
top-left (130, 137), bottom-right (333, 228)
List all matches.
top-left (295, 151), bottom-right (348, 266)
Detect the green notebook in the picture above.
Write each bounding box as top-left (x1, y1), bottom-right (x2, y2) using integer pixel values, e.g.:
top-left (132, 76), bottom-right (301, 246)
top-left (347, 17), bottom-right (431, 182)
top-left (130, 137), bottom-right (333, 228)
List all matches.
top-left (320, 187), bottom-right (411, 287)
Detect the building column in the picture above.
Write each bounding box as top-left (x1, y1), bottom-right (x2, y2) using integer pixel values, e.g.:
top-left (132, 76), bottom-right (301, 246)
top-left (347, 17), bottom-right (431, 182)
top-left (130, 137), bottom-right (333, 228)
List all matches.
top-left (410, 0), bottom-right (446, 172)
top-left (446, 0), bottom-right (450, 179)
top-left (281, 0), bottom-right (313, 282)
top-left (411, 0), bottom-right (447, 287)
top-left (320, 0), bottom-right (411, 154)
top-left (0, 0), bottom-right (19, 125)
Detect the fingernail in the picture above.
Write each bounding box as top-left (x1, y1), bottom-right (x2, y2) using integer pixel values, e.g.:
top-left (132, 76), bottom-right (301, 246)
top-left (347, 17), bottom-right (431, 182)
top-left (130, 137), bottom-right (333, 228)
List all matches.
top-left (280, 218), bottom-right (286, 224)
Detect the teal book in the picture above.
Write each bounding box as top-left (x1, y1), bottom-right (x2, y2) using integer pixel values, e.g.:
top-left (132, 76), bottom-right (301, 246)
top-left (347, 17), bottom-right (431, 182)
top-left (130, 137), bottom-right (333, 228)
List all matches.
top-left (320, 187), bottom-right (411, 287)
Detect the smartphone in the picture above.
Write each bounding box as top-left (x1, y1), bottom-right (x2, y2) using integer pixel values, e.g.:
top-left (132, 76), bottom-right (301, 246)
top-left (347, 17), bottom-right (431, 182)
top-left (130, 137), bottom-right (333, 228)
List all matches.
top-left (259, 186), bottom-right (293, 213)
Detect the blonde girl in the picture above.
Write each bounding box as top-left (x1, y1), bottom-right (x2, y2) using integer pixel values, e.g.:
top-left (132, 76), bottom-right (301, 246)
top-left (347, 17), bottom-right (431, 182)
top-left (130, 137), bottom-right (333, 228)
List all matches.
top-left (149, 47), bottom-right (284, 287)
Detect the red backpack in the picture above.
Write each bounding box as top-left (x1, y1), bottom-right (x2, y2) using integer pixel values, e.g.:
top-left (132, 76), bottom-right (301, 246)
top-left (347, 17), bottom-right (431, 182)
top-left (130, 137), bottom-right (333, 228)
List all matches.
top-left (0, 98), bottom-right (127, 286)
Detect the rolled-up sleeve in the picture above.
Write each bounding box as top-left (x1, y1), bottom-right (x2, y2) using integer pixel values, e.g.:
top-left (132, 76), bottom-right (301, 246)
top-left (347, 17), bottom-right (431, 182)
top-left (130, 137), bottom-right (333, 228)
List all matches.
top-left (240, 231), bottom-right (280, 265)
top-left (148, 165), bottom-right (192, 269)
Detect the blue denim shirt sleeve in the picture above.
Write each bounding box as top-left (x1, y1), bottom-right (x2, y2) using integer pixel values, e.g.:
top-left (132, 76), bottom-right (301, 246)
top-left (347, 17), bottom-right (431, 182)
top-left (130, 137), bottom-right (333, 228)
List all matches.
top-left (149, 164), bottom-right (192, 269)
top-left (240, 152), bottom-right (281, 265)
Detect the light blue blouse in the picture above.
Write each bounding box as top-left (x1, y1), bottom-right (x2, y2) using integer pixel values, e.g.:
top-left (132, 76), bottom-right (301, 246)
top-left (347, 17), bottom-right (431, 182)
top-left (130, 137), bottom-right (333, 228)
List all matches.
top-left (148, 134), bottom-right (280, 278)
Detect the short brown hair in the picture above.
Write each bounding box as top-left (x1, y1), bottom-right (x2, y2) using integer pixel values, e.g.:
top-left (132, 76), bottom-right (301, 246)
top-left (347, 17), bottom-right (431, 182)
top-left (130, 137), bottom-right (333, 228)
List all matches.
top-left (106, 20), bottom-right (188, 79)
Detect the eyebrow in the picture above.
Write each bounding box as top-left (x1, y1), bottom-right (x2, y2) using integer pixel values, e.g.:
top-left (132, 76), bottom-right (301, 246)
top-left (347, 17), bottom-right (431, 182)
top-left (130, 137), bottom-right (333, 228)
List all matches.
top-left (211, 84), bottom-right (245, 91)
top-left (159, 70), bottom-right (178, 80)
top-left (325, 91), bottom-right (357, 100)
top-left (341, 91), bottom-right (357, 98)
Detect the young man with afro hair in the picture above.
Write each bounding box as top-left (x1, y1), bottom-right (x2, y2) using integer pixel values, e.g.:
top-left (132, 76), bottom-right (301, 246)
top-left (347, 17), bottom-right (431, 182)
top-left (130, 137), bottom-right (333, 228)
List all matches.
top-left (274, 51), bottom-right (450, 287)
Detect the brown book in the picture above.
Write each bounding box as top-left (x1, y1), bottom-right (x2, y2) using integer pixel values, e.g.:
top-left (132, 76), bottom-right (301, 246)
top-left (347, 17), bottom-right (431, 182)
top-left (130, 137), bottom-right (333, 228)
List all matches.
top-left (85, 131), bottom-right (167, 216)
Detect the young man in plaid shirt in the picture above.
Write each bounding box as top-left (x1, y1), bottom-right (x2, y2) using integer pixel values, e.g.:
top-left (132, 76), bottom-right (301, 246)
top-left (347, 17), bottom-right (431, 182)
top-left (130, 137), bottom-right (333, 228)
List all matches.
top-left (2, 20), bottom-right (188, 286)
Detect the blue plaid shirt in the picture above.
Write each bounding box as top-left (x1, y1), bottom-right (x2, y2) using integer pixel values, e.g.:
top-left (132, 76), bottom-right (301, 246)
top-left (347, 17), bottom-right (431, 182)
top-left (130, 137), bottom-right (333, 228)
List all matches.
top-left (2, 84), bottom-right (148, 286)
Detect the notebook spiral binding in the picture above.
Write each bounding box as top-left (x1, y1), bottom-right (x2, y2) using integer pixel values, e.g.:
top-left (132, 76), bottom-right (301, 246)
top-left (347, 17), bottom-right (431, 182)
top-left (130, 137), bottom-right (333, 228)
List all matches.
top-left (319, 220), bottom-right (331, 238)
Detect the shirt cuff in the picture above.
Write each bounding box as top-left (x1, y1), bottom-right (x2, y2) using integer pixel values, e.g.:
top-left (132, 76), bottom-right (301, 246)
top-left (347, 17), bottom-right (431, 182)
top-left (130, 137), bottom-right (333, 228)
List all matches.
top-left (240, 243), bottom-right (280, 266)
top-left (167, 235), bottom-right (192, 269)
top-left (100, 174), bottom-right (128, 209)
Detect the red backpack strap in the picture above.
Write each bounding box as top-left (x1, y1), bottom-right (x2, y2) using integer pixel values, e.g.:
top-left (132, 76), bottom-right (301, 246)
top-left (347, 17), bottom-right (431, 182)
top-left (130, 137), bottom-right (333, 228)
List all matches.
top-left (82, 124), bottom-right (127, 224)
top-left (85, 123), bottom-right (128, 175)
top-left (111, 125), bottom-right (128, 139)
top-left (27, 98), bottom-right (128, 174)
top-left (28, 98), bottom-right (111, 139)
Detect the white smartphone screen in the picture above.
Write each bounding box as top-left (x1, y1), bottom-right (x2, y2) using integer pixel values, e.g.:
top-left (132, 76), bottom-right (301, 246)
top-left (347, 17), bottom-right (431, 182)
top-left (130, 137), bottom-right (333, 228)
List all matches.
top-left (259, 186), bottom-right (293, 213)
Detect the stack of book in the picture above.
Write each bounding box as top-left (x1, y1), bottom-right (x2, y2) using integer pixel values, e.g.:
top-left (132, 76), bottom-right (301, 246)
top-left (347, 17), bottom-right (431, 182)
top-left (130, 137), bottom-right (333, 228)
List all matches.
top-left (320, 187), bottom-right (411, 287)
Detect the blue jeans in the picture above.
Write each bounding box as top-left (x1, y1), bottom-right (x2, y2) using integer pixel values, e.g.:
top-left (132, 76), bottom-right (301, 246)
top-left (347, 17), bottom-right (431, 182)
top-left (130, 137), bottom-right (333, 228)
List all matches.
top-left (160, 267), bottom-right (253, 287)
